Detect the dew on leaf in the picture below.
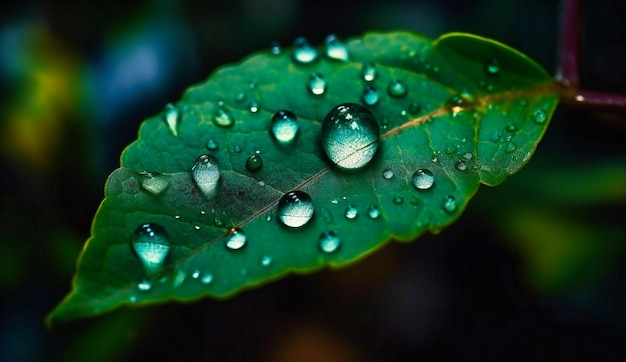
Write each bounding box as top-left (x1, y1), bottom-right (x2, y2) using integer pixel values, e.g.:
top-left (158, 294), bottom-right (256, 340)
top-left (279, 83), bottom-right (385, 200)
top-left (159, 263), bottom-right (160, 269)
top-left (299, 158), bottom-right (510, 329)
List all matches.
top-left (444, 146), bottom-right (458, 155)
top-left (225, 228), bottom-right (247, 250)
top-left (246, 154), bottom-right (263, 172)
top-left (292, 37), bottom-right (318, 64)
top-left (277, 190), bottom-right (314, 228)
top-left (485, 58), bottom-right (500, 75)
top-left (322, 103), bottom-right (380, 170)
top-left (194, 225), bottom-right (200, 230)
top-left (137, 171), bottom-right (171, 195)
top-left (212, 104), bottom-right (235, 127)
top-left (319, 231), bottom-right (341, 253)
top-left (200, 273), bottom-right (214, 285)
top-left (191, 270), bottom-right (200, 279)
top-left (360, 62), bottom-right (377, 82)
top-left (533, 109), bottom-right (547, 124)
top-left (387, 80), bottom-right (408, 98)
top-left (306, 72), bottom-right (327, 96)
top-left (505, 123), bottom-right (517, 132)
top-left (234, 92), bottom-right (246, 103)
top-left (442, 195), bottom-right (458, 214)
top-left (382, 168), bottom-right (394, 179)
top-left (412, 169), bottom-right (435, 190)
top-left (393, 195), bottom-right (404, 205)
top-left (191, 154), bottom-right (220, 198)
top-left (324, 34), bottom-right (349, 61)
top-left (446, 92), bottom-right (474, 116)
top-left (462, 152), bottom-right (472, 160)
top-left (367, 205), bottom-right (381, 219)
top-left (345, 205), bottom-right (358, 219)
top-left (270, 41), bottom-right (281, 55)
top-left (137, 279), bottom-right (152, 292)
top-left (173, 268), bottom-right (186, 288)
top-left (163, 103), bottom-right (180, 136)
top-left (249, 101), bottom-right (260, 113)
top-left (361, 85), bottom-right (379, 106)
top-left (261, 255), bottom-right (273, 267)
top-left (271, 110), bottom-right (299, 144)
top-left (207, 140), bottom-right (219, 151)
top-left (504, 142), bottom-right (517, 153)
top-left (491, 130), bottom-right (502, 142)
top-left (131, 223), bottom-right (170, 275)
top-left (455, 160), bottom-right (467, 171)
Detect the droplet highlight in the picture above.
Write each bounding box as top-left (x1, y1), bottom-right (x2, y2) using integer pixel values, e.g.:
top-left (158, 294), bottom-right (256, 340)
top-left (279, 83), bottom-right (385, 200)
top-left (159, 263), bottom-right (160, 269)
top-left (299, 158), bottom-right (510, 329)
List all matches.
top-left (261, 255), bottom-right (273, 267)
top-left (163, 103), bottom-right (180, 136)
top-left (412, 169), bottom-right (435, 190)
top-left (277, 190), bottom-right (314, 228)
top-left (485, 58), bottom-right (500, 75)
top-left (137, 279), bottom-right (152, 292)
top-left (131, 223), bottom-right (170, 275)
top-left (191, 154), bottom-right (221, 198)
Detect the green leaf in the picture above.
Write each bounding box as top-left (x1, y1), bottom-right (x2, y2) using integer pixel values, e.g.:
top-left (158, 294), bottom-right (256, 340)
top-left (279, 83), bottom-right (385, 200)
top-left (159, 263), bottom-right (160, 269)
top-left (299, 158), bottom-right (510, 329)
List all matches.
top-left (49, 31), bottom-right (559, 323)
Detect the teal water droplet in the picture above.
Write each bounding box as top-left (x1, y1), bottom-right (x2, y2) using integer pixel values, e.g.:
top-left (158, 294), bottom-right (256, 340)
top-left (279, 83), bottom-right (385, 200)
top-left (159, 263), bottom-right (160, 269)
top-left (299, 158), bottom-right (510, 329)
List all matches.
top-left (387, 80), bottom-right (408, 98)
top-left (505, 123), bottom-right (517, 132)
top-left (292, 37), bottom-right (318, 64)
top-left (485, 58), bottom-right (500, 75)
top-left (225, 228), bottom-right (247, 250)
top-left (131, 223), bottom-right (170, 275)
top-left (345, 205), bottom-right (358, 219)
top-left (318, 231), bottom-right (341, 253)
top-left (442, 195), bottom-right (458, 213)
top-left (491, 130), bottom-right (502, 142)
top-left (324, 34), bottom-right (349, 61)
top-left (191, 270), bottom-right (200, 279)
top-left (207, 139), bottom-right (219, 151)
top-left (137, 279), bottom-right (152, 291)
top-left (322, 103), bottom-right (380, 170)
top-left (307, 73), bottom-right (327, 95)
top-left (504, 142), bottom-right (517, 153)
top-left (173, 268), bottom-right (186, 288)
top-left (138, 171), bottom-right (171, 195)
top-left (271, 110), bottom-right (299, 144)
top-left (270, 41), bottom-right (281, 55)
top-left (246, 154), bottom-right (263, 172)
top-left (462, 152), bottom-right (472, 160)
top-left (533, 109), bottom-right (547, 124)
top-left (266, 214), bottom-right (272, 222)
top-left (367, 205), bottom-right (381, 219)
top-left (382, 168), bottom-right (394, 179)
top-left (234, 92), bottom-right (246, 103)
top-left (249, 101), bottom-right (260, 113)
top-left (412, 169), bottom-right (435, 190)
top-left (408, 102), bottom-right (421, 115)
top-left (361, 63), bottom-right (377, 82)
top-left (455, 160), bottom-right (467, 171)
top-left (200, 273), bottom-right (214, 285)
top-left (277, 190), bottom-right (314, 228)
top-left (191, 154), bottom-right (220, 198)
top-left (213, 105), bottom-right (235, 127)
top-left (393, 195), bottom-right (404, 205)
top-left (163, 103), bottom-right (180, 136)
top-left (261, 255), bottom-right (272, 267)
top-left (361, 85), bottom-right (379, 106)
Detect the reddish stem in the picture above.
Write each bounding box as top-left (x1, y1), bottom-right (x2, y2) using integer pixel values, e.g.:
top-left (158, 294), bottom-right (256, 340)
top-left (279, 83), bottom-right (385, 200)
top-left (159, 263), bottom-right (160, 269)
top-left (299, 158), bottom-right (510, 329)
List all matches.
top-left (556, 0), bottom-right (580, 86)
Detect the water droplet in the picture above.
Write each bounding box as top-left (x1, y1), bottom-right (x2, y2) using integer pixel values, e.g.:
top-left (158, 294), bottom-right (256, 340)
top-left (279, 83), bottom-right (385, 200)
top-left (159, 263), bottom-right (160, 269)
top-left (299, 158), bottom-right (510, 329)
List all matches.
top-left (361, 63), bottom-right (377, 82)
top-left (442, 195), bottom-right (458, 213)
top-left (387, 80), bottom-right (408, 98)
top-left (361, 85), bottom-right (379, 106)
top-left (163, 103), bottom-right (180, 136)
top-left (455, 160), bottom-right (467, 171)
top-left (277, 190), bottom-right (314, 228)
top-left (137, 171), bottom-right (171, 195)
top-left (533, 109), bottom-right (547, 124)
top-left (485, 58), bottom-right (500, 75)
top-left (345, 205), bottom-right (358, 219)
top-left (446, 92), bottom-right (474, 116)
top-left (191, 270), bottom-right (200, 279)
top-left (270, 110), bottom-right (299, 144)
top-left (261, 255), bottom-right (273, 267)
top-left (249, 101), bottom-right (260, 113)
top-left (445, 146), bottom-right (458, 155)
top-left (270, 41), bottom-right (281, 55)
top-left (292, 37), bottom-right (318, 64)
top-left (412, 169), bottom-right (435, 190)
top-left (462, 152), bottom-right (472, 160)
top-left (131, 223), bottom-right (170, 275)
top-left (213, 105), bottom-right (235, 127)
top-left (201, 273), bottom-right (214, 285)
top-left (382, 168), bottom-right (394, 179)
top-left (324, 34), bottom-right (349, 61)
top-left (322, 103), bottom-right (380, 170)
top-left (191, 154), bottom-right (221, 198)
top-left (266, 214), bottom-right (272, 222)
top-left (234, 92), bottom-right (246, 103)
top-left (246, 154), bottom-right (263, 172)
top-left (137, 279), bottom-right (152, 291)
top-left (491, 130), bottom-right (502, 142)
top-left (367, 205), bottom-right (381, 219)
top-left (318, 231), bottom-right (340, 253)
top-left (504, 142), bottom-right (517, 153)
top-left (194, 225), bottom-right (200, 230)
top-left (393, 195), bottom-right (404, 205)
top-left (408, 102), bottom-right (421, 115)
top-left (307, 73), bottom-right (327, 95)
top-left (225, 228), bottom-right (247, 250)
top-left (207, 140), bottom-right (219, 151)
top-left (505, 123), bottom-right (517, 132)
top-left (431, 155), bottom-right (438, 163)
top-left (173, 268), bottom-right (186, 287)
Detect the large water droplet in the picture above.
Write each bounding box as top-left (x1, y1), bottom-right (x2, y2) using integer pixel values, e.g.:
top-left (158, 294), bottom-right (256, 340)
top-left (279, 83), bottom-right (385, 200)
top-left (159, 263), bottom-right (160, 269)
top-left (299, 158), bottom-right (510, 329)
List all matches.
top-left (192, 154), bottom-right (220, 198)
top-left (246, 154), bottom-right (263, 172)
top-left (324, 34), bottom-right (349, 61)
top-left (322, 103), bottom-right (380, 170)
top-left (387, 80), bottom-right (408, 98)
top-left (307, 73), bottom-right (327, 95)
top-left (138, 171), bottom-right (171, 195)
top-left (361, 85), bottom-right (379, 106)
top-left (271, 110), bottom-right (299, 144)
top-left (225, 228), bottom-right (247, 250)
top-left (345, 205), bottom-right (358, 219)
top-left (442, 195), bottom-right (458, 213)
top-left (367, 205), bottom-right (381, 219)
top-left (412, 169), bottom-right (435, 190)
top-left (382, 168), bottom-right (394, 179)
top-left (163, 103), bottom-right (180, 136)
top-left (533, 109), bottom-right (547, 124)
top-left (277, 190), bottom-right (314, 228)
top-left (213, 104), bottom-right (235, 127)
top-left (485, 58), bottom-right (500, 75)
top-left (361, 63), bottom-right (377, 82)
top-left (131, 223), bottom-right (170, 275)
top-left (292, 37), bottom-right (318, 64)
top-left (319, 231), bottom-right (340, 253)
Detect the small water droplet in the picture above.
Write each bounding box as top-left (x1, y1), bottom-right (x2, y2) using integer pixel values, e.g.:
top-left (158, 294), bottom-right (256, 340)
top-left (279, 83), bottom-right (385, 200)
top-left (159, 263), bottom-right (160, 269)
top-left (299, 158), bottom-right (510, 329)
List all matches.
top-left (322, 103), bottom-right (380, 170)
top-left (462, 152), bottom-right (472, 160)
top-left (163, 103), bottom-right (180, 136)
top-left (442, 195), bottom-right (458, 213)
top-left (455, 160), bottom-right (467, 171)
top-left (137, 279), bottom-right (152, 291)
top-left (234, 92), bottom-right (246, 103)
top-left (249, 101), bottom-right (260, 113)
top-left (393, 195), bottom-right (404, 205)
top-left (445, 146), bottom-right (458, 155)
top-left (446, 92), bottom-right (474, 116)
top-left (361, 85), bottom-right (379, 106)
top-left (137, 171), bottom-right (171, 195)
top-left (191, 154), bottom-right (221, 198)
top-left (345, 205), bottom-right (358, 219)
top-left (485, 58), bottom-right (500, 75)
top-left (412, 169), bottom-right (435, 190)
top-left (225, 228), bottom-right (247, 250)
top-left (277, 190), bottom-right (314, 228)
top-left (319, 231), bottom-right (341, 253)
top-left (270, 41), bottom-right (281, 55)
top-left (201, 273), bottom-right (214, 285)
top-left (129, 296), bottom-right (137, 303)
top-left (408, 102), bottom-right (421, 115)
top-left (271, 110), bottom-right (299, 144)
top-left (261, 255), bottom-right (273, 267)
top-left (173, 268), bottom-right (186, 288)
top-left (360, 62), bottom-right (377, 82)
top-left (266, 214), bottom-right (272, 222)
top-left (307, 73), bottom-right (327, 95)
top-left (292, 37), bottom-right (318, 64)
top-left (324, 34), bottom-right (349, 61)
top-left (491, 130), bottom-right (502, 142)
top-left (431, 155), bottom-right (438, 163)
top-left (246, 154), bottom-right (263, 172)
top-left (382, 168), bottom-right (394, 179)
top-left (505, 123), bottom-right (517, 132)
top-left (194, 225), bottom-right (201, 230)
top-left (504, 142), bottom-right (517, 153)
top-left (533, 109), bottom-right (547, 124)
top-left (214, 217), bottom-right (223, 227)
top-left (174, 215), bottom-right (180, 219)
top-left (367, 205), bottom-right (381, 219)
top-left (207, 140), bottom-right (219, 151)
top-left (191, 270), bottom-right (200, 279)
top-left (387, 80), bottom-right (408, 98)
top-left (131, 223), bottom-right (170, 275)
top-left (213, 104), bottom-right (235, 127)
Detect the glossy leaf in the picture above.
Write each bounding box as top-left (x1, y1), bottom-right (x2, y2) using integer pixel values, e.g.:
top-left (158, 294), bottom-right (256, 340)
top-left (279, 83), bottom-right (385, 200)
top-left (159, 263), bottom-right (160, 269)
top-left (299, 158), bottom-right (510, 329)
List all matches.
top-left (49, 31), bottom-right (559, 323)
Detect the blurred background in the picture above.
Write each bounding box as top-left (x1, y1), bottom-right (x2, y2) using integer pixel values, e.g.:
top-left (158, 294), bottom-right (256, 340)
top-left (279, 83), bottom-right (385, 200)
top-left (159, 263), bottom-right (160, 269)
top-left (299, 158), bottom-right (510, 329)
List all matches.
top-left (1, 0), bottom-right (624, 361)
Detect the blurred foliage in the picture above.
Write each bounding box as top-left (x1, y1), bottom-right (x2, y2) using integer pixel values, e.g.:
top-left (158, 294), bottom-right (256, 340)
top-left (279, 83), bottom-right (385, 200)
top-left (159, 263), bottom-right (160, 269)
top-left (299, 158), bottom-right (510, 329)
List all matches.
top-left (0, 0), bottom-right (624, 361)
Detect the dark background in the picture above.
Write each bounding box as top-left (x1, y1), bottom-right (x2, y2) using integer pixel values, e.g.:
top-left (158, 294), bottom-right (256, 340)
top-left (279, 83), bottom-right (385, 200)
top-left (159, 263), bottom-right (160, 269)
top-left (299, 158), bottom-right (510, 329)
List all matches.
top-left (1, 0), bottom-right (625, 361)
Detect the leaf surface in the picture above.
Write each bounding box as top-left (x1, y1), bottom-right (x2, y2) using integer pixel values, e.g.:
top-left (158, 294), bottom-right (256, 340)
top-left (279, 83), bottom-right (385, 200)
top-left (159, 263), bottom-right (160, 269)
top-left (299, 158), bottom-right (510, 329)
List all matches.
top-left (49, 31), bottom-right (559, 323)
